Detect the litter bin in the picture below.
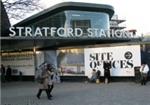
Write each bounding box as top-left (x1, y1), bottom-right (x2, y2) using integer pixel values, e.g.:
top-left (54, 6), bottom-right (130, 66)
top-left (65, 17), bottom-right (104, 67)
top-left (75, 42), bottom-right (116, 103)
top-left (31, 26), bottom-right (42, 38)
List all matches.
top-left (134, 66), bottom-right (141, 83)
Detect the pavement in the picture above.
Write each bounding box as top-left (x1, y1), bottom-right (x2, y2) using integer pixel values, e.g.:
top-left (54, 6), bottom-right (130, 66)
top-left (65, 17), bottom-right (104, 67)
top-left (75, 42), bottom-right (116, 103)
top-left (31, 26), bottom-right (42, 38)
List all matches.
top-left (1, 81), bottom-right (150, 105)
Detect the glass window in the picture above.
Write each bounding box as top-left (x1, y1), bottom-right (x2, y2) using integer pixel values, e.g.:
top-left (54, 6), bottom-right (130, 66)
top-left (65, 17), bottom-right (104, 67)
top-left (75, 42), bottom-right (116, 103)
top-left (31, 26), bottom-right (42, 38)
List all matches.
top-left (71, 20), bottom-right (91, 35)
top-left (30, 12), bottom-right (66, 37)
top-left (57, 48), bottom-right (84, 76)
top-left (65, 10), bottom-right (110, 37)
top-left (65, 10), bottom-right (109, 29)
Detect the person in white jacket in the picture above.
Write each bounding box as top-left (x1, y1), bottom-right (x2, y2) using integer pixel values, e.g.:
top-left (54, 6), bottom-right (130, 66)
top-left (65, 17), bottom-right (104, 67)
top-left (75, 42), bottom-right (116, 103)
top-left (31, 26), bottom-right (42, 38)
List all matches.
top-left (140, 62), bottom-right (149, 85)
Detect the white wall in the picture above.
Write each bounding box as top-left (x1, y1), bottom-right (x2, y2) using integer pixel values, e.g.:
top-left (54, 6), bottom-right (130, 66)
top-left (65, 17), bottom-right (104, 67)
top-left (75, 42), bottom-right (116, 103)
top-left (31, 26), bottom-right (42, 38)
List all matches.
top-left (1, 52), bottom-right (35, 76)
top-left (84, 45), bottom-right (141, 78)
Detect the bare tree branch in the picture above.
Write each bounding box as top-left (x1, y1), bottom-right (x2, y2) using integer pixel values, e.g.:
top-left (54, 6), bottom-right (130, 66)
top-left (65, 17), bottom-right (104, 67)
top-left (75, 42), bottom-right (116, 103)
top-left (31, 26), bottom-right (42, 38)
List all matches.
top-left (2, 0), bottom-right (43, 20)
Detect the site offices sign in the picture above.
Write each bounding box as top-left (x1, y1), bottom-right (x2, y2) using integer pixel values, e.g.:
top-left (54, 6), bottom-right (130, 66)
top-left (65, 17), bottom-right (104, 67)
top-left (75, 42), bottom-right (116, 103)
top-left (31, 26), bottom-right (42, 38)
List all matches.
top-left (9, 27), bottom-right (136, 38)
top-left (84, 45), bottom-right (141, 78)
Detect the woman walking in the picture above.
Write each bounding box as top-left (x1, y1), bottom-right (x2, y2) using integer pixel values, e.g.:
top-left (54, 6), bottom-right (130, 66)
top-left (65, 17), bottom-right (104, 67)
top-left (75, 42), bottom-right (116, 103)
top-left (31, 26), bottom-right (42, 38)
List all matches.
top-left (36, 65), bottom-right (51, 100)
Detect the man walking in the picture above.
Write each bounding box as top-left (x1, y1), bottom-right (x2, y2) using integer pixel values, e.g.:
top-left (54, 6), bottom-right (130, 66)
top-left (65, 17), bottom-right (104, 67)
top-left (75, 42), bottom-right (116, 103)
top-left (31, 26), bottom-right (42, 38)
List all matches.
top-left (140, 62), bottom-right (149, 85)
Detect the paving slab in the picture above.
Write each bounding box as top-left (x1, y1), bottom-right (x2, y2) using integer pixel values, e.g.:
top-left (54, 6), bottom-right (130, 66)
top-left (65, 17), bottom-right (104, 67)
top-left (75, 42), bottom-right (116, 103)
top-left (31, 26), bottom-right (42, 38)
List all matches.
top-left (1, 81), bottom-right (150, 105)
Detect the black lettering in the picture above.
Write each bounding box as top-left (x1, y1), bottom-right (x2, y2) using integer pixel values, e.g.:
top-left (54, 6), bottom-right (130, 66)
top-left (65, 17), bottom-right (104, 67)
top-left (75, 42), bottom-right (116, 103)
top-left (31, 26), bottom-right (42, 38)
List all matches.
top-left (112, 60), bottom-right (119, 68)
top-left (108, 52), bottom-right (113, 60)
top-left (97, 61), bottom-right (103, 66)
top-left (90, 61), bottom-right (97, 69)
top-left (90, 54), bottom-right (95, 61)
top-left (96, 53), bottom-right (99, 61)
top-left (120, 60), bottom-right (126, 68)
top-left (127, 60), bottom-right (133, 68)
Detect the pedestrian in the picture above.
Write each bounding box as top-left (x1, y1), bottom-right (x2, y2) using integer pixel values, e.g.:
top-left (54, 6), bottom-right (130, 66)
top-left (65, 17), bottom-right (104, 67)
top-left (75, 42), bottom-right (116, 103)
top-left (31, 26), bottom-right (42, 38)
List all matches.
top-left (1, 64), bottom-right (6, 82)
top-left (90, 69), bottom-right (97, 82)
top-left (103, 61), bottom-right (111, 84)
top-left (36, 65), bottom-right (51, 100)
top-left (47, 64), bottom-right (54, 98)
top-left (6, 65), bottom-right (12, 82)
top-left (54, 72), bottom-right (61, 83)
top-left (96, 70), bottom-right (101, 83)
top-left (140, 62), bottom-right (149, 85)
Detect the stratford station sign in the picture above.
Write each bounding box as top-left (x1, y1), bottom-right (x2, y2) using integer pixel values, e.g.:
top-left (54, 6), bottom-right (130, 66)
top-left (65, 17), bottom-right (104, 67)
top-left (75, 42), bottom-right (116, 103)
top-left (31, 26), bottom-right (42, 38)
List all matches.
top-left (9, 27), bottom-right (136, 39)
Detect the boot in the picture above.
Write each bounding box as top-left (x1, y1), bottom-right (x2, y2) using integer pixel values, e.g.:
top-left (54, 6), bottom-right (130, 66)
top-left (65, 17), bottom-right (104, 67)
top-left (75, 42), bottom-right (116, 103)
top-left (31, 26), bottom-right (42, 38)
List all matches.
top-left (46, 89), bottom-right (51, 100)
top-left (48, 84), bottom-right (54, 97)
top-left (37, 89), bottom-right (42, 99)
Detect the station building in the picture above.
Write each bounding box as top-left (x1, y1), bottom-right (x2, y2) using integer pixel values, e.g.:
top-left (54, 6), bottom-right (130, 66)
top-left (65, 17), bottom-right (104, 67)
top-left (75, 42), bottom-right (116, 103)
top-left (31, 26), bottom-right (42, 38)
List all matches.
top-left (1, 2), bottom-right (149, 81)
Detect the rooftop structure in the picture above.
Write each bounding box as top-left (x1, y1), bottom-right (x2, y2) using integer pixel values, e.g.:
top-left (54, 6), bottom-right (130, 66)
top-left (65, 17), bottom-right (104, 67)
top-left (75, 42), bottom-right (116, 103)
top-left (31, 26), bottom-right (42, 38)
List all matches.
top-left (110, 15), bottom-right (126, 30)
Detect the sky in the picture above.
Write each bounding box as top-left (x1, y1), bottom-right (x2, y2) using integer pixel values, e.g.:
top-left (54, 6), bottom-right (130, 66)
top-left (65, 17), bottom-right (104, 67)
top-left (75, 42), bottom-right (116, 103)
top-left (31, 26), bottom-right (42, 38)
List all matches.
top-left (12, 0), bottom-right (150, 35)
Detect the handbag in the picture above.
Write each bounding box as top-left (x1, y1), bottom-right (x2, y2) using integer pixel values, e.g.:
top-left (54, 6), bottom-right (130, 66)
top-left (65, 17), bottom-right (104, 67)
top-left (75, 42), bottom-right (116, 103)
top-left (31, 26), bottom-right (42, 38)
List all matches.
top-left (96, 79), bottom-right (100, 84)
top-left (37, 76), bottom-right (44, 84)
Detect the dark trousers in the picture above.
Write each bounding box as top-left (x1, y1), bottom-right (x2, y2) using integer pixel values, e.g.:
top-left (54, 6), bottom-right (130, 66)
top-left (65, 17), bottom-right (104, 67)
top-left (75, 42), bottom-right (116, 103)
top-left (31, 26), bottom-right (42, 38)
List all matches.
top-left (97, 76), bottom-right (101, 81)
top-left (6, 75), bottom-right (12, 82)
top-left (141, 78), bottom-right (147, 85)
top-left (48, 84), bottom-right (54, 96)
top-left (37, 89), bottom-right (50, 99)
top-left (141, 73), bottom-right (147, 85)
top-left (1, 74), bottom-right (5, 82)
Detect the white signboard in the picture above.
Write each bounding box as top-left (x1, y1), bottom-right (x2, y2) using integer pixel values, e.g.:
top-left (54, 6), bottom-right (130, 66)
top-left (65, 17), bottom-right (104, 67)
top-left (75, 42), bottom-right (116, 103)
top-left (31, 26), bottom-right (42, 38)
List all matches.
top-left (84, 45), bottom-right (141, 78)
top-left (1, 52), bottom-right (35, 76)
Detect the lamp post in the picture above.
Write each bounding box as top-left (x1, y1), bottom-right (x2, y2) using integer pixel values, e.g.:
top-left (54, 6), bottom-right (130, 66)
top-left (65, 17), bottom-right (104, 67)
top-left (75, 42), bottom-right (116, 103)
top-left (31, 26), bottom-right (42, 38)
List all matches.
top-left (33, 46), bottom-right (37, 81)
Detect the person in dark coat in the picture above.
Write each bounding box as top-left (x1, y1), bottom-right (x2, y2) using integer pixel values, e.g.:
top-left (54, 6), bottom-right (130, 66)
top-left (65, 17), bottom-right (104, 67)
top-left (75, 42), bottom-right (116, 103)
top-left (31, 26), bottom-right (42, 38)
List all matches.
top-left (47, 64), bottom-right (54, 98)
top-left (103, 61), bottom-right (111, 84)
top-left (6, 65), bottom-right (12, 82)
top-left (96, 70), bottom-right (101, 81)
top-left (1, 64), bottom-right (6, 82)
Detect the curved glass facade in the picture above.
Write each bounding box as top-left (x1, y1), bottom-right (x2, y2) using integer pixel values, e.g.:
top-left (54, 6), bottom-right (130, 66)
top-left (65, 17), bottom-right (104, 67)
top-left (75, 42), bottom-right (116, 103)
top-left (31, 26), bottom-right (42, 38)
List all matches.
top-left (65, 10), bottom-right (110, 30)
top-left (32, 10), bottom-right (109, 28)
top-left (29, 10), bottom-right (110, 38)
